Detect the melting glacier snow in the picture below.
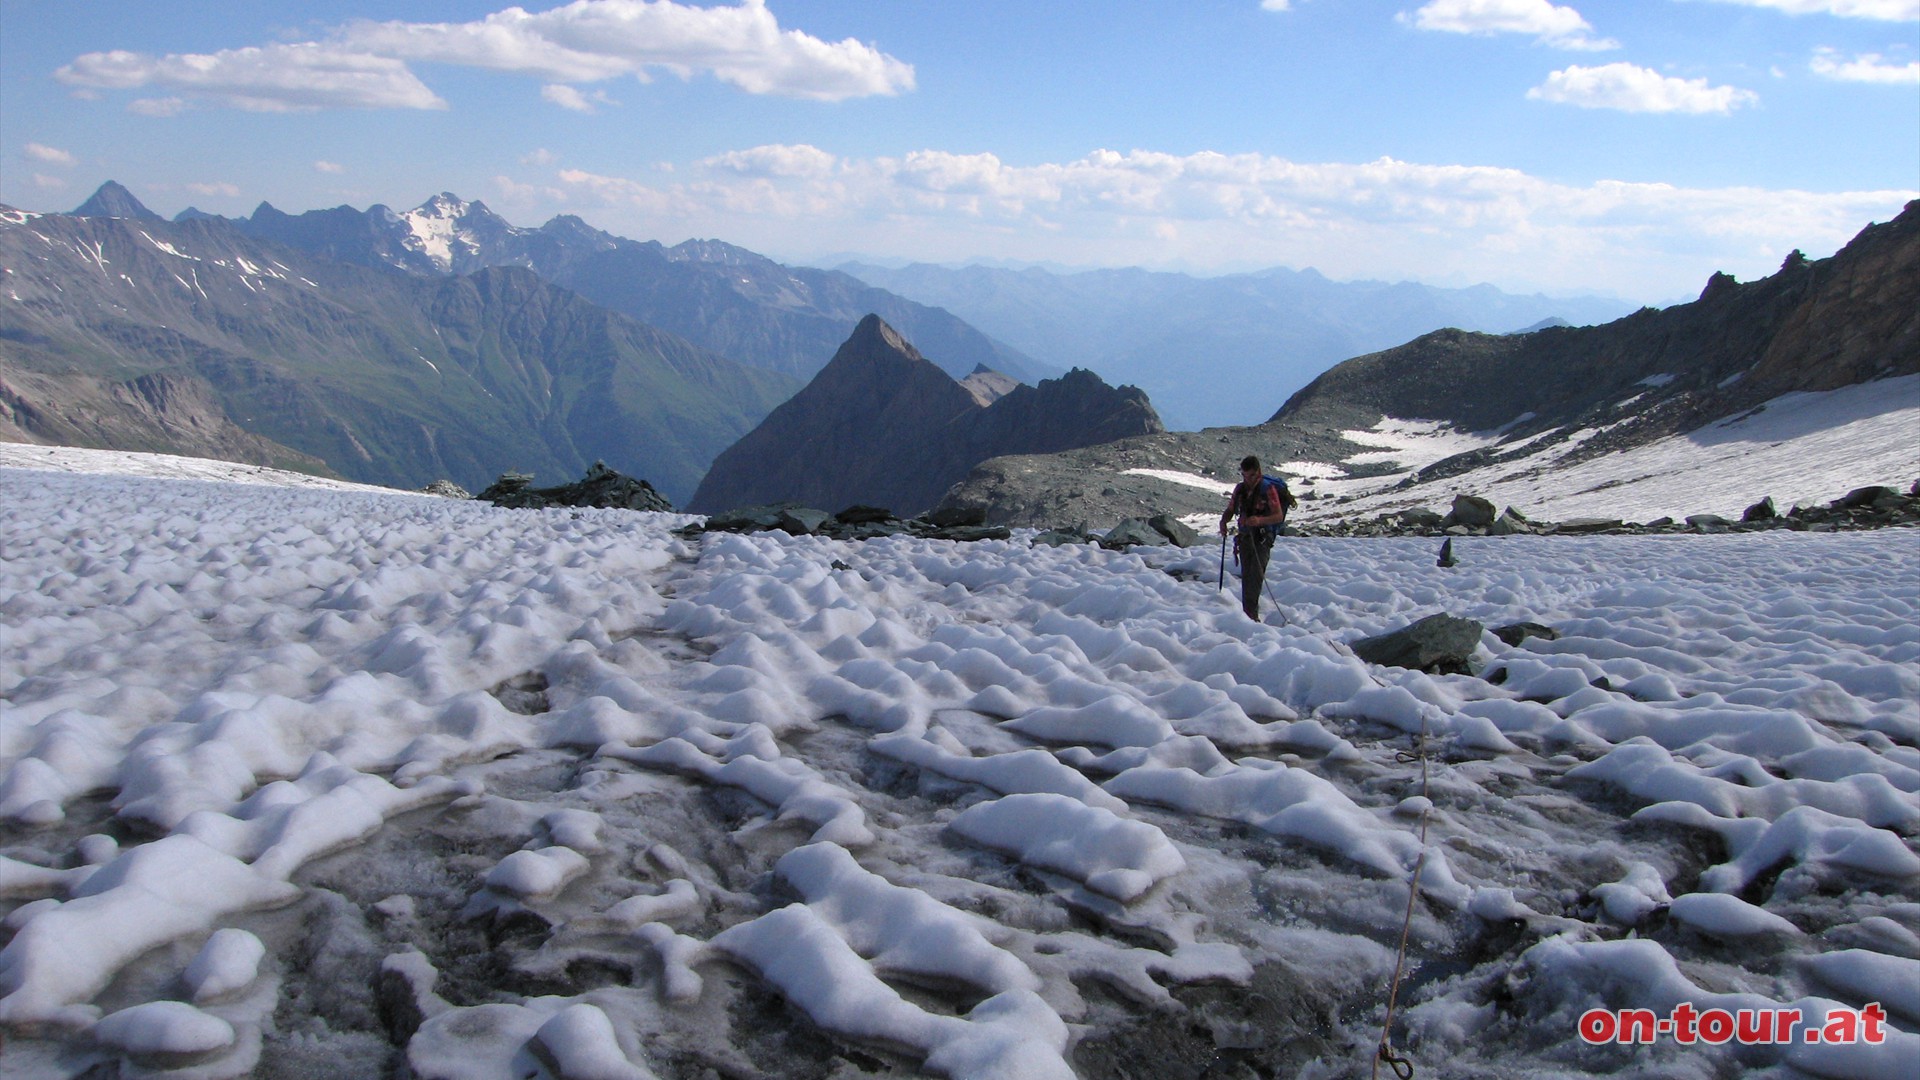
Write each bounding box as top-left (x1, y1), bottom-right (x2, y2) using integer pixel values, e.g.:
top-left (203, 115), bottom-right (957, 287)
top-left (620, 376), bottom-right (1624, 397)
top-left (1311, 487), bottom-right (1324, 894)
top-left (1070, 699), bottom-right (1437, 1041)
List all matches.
top-left (0, 455), bottom-right (1916, 1078)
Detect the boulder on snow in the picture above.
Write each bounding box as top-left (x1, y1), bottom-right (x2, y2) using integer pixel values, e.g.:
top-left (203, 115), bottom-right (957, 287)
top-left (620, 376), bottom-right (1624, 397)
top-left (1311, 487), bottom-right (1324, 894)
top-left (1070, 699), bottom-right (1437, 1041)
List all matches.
top-left (1148, 514), bottom-right (1201, 547)
top-left (1493, 622), bottom-right (1559, 648)
top-left (1350, 613), bottom-right (1485, 675)
top-left (1443, 495), bottom-right (1497, 529)
top-left (1489, 508), bottom-right (1532, 535)
top-left (1832, 485), bottom-right (1898, 510)
top-left (1099, 518), bottom-right (1167, 550)
top-left (1742, 496), bottom-right (1778, 522)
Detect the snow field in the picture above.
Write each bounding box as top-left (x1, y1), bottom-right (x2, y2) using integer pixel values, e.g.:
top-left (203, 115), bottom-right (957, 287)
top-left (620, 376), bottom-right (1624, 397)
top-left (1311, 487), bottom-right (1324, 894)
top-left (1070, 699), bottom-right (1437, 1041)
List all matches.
top-left (1, 463), bottom-right (1917, 1077)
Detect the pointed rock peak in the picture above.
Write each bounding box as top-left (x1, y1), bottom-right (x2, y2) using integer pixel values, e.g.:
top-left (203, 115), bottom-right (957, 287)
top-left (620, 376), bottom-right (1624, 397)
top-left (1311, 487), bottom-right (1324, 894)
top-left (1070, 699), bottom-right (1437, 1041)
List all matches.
top-left (72, 181), bottom-right (163, 222)
top-left (841, 314), bottom-right (923, 364)
top-left (1698, 270), bottom-right (1739, 302)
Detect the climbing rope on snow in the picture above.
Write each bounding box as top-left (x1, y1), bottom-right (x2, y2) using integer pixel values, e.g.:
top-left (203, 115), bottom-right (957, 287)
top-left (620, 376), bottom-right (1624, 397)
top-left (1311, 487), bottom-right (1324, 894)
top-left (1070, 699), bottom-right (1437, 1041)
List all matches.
top-left (1372, 712), bottom-right (1434, 1079)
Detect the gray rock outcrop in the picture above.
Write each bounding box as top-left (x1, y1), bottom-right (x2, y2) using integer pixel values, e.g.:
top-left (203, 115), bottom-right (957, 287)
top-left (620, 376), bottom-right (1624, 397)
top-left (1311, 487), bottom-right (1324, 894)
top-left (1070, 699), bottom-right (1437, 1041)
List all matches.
top-left (478, 462), bottom-right (672, 512)
top-left (1350, 614), bottom-right (1485, 675)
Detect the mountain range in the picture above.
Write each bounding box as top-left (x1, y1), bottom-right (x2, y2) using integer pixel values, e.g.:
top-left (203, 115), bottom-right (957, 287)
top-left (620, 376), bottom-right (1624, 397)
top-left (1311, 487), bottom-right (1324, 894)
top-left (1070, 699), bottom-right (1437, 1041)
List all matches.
top-left (0, 197), bottom-right (796, 503)
top-left (837, 260), bottom-right (1639, 432)
top-left (933, 200), bottom-right (1920, 528)
top-left (5, 183), bottom-right (1109, 503)
top-left (231, 189), bottom-right (1057, 386)
top-left (689, 315), bottom-right (1161, 515)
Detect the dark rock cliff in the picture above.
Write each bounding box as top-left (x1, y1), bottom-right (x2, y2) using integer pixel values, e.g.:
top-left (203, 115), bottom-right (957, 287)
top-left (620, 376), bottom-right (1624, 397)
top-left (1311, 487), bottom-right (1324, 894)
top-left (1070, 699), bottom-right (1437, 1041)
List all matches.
top-left (689, 316), bottom-right (1162, 516)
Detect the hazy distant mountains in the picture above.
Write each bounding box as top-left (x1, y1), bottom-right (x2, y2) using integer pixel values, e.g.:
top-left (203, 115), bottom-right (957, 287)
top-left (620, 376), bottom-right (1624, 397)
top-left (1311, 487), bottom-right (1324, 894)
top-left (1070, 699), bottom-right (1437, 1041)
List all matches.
top-left (233, 193), bottom-right (1056, 386)
top-left (935, 200), bottom-right (1920, 528)
top-left (690, 316), bottom-right (1160, 515)
top-left (838, 261), bottom-right (1638, 431)
top-left (0, 198), bottom-right (796, 502)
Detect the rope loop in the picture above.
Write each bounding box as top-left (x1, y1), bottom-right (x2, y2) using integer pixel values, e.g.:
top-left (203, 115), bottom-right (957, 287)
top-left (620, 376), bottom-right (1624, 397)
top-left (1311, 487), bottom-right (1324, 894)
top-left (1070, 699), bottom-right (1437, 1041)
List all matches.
top-left (1377, 1040), bottom-right (1415, 1079)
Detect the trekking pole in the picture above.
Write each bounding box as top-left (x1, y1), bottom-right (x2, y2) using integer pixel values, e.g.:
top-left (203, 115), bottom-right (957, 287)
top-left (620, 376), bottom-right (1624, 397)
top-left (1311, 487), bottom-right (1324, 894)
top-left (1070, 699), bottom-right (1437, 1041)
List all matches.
top-left (1217, 531), bottom-right (1227, 592)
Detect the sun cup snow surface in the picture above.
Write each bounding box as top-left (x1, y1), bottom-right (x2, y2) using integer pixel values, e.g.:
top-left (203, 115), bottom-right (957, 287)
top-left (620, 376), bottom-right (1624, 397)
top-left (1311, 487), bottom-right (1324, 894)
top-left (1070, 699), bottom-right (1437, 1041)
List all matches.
top-left (0, 458), bottom-right (1917, 1077)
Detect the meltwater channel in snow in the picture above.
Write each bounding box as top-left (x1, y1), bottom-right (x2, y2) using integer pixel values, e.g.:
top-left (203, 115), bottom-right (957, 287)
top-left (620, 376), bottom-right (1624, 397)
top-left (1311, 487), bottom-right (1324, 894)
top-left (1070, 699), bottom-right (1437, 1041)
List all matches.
top-left (1, 453), bottom-right (1916, 1079)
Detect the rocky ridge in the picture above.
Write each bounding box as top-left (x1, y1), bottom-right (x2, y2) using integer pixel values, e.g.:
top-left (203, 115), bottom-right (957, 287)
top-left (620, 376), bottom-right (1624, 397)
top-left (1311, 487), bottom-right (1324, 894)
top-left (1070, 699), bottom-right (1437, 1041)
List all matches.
top-left (223, 187), bottom-right (1055, 385)
top-left (930, 201), bottom-right (1920, 531)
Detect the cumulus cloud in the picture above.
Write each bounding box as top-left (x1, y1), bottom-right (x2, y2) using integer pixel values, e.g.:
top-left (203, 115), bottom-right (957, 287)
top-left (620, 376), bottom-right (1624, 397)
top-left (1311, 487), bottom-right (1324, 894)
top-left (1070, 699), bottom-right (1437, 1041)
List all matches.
top-left (32, 173), bottom-right (70, 190)
top-left (314, 160), bottom-right (345, 173)
top-left (1528, 62), bottom-right (1759, 112)
top-left (541, 144), bottom-right (1912, 299)
top-left (186, 181), bottom-right (242, 197)
top-left (1402, 0), bottom-right (1618, 50)
top-left (54, 1), bottom-right (911, 114)
top-left (1695, 0), bottom-right (1918, 20)
top-left (344, 0), bottom-right (914, 99)
top-left (57, 44), bottom-right (446, 112)
top-left (1811, 48), bottom-right (1920, 82)
top-left (1260, 1), bottom-right (1294, 10)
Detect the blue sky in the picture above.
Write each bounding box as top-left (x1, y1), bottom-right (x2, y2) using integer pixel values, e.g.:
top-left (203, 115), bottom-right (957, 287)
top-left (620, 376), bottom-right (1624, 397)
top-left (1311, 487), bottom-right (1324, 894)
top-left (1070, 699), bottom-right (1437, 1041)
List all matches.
top-left (4, 0), bottom-right (1916, 301)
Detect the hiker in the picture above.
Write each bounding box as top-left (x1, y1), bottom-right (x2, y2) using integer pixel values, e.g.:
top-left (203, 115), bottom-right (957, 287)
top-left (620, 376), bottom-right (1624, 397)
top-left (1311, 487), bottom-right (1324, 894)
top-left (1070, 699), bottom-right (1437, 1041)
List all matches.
top-left (1219, 455), bottom-right (1291, 620)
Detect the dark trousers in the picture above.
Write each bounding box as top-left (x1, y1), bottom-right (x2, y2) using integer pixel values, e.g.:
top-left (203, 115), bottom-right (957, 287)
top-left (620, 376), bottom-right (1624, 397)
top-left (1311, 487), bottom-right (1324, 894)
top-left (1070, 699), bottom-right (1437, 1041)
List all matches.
top-left (1237, 531), bottom-right (1273, 620)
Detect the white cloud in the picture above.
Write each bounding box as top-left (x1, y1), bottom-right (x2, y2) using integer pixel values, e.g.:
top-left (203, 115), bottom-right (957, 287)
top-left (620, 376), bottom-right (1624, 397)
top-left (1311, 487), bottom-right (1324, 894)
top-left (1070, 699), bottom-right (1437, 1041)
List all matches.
top-left (521, 148), bottom-right (560, 166)
top-left (341, 0), bottom-right (914, 100)
top-left (542, 144), bottom-right (1913, 300)
top-left (57, 44), bottom-right (446, 112)
top-left (1694, 0), bottom-right (1919, 20)
top-left (1403, 0), bottom-right (1618, 50)
top-left (32, 173), bottom-right (70, 190)
top-left (186, 181), bottom-right (242, 198)
top-left (1260, 1), bottom-right (1294, 10)
top-left (1811, 48), bottom-right (1920, 82)
top-left (1528, 62), bottom-right (1759, 112)
top-left (53, 3), bottom-right (909, 114)
top-left (314, 160), bottom-right (346, 174)
top-left (25, 143), bottom-right (76, 166)
top-left (541, 83), bottom-right (617, 111)
top-left (703, 143), bottom-right (839, 178)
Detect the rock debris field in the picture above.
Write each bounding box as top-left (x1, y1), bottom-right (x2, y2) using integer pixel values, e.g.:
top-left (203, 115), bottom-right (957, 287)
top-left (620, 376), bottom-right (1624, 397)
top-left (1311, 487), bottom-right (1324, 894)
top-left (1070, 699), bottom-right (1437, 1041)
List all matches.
top-left (1, 463), bottom-right (1916, 1079)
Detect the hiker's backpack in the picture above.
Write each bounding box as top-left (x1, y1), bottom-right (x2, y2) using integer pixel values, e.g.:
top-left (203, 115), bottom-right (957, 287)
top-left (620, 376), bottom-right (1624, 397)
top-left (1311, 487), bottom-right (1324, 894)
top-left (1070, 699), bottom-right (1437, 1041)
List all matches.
top-left (1249, 475), bottom-right (1296, 537)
